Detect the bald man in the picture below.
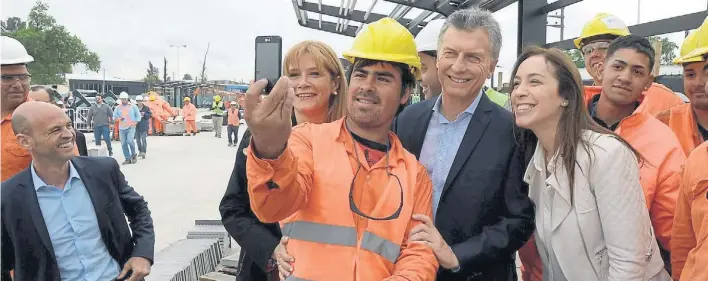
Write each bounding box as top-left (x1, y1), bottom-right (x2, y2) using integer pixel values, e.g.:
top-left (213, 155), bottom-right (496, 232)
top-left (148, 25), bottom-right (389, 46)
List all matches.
top-left (28, 86), bottom-right (88, 156)
top-left (2, 102), bottom-right (155, 281)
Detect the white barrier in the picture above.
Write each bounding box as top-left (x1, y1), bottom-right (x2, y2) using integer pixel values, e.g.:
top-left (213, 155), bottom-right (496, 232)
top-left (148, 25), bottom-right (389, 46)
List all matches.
top-left (66, 107), bottom-right (93, 132)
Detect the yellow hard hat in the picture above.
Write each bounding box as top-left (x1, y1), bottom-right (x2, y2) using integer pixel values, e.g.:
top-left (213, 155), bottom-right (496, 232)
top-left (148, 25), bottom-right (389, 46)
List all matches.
top-left (682, 16), bottom-right (708, 62)
top-left (574, 13), bottom-right (630, 49)
top-left (214, 95), bottom-right (221, 102)
top-left (673, 30), bottom-right (703, 64)
top-left (342, 17), bottom-right (422, 79)
top-left (149, 95), bottom-right (156, 101)
top-left (183, 97), bottom-right (191, 102)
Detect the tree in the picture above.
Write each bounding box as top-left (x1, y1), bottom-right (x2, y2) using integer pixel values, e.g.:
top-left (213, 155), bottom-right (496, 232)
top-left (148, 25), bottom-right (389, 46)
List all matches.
top-left (647, 36), bottom-right (679, 65)
top-left (563, 49), bottom-right (585, 69)
top-left (1, 17), bottom-right (26, 33)
top-left (1, 1), bottom-right (101, 84)
top-left (144, 61), bottom-right (161, 88)
top-left (183, 74), bottom-right (193, 80)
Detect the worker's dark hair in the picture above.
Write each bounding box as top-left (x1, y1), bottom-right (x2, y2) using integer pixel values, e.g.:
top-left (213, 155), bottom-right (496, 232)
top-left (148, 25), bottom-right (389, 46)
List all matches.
top-left (348, 58), bottom-right (417, 97)
top-left (421, 50), bottom-right (437, 58)
top-left (605, 35), bottom-right (656, 71)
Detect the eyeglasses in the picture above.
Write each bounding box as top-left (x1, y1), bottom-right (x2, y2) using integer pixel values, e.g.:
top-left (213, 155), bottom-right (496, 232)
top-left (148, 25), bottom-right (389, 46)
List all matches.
top-left (346, 121), bottom-right (403, 221)
top-left (1, 74), bottom-right (31, 84)
top-left (581, 41), bottom-right (611, 56)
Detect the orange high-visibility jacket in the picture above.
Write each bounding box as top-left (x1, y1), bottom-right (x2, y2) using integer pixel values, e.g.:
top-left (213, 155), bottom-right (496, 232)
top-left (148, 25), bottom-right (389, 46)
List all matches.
top-left (656, 104), bottom-right (705, 156)
top-left (519, 101), bottom-right (684, 281)
top-left (246, 118), bottom-right (438, 281)
top-left (182, 103), bottom-right (197, 121)
top-left (2, 114), bottom-right (31, 182)
top-left (584, 83), bottom-right (684, 116)
top-left (671, 142), bottom-right (708, 281)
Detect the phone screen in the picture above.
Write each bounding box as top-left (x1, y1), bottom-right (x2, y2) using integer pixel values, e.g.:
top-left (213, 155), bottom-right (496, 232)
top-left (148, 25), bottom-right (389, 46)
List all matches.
top-left (255, 37), bottom-right (282, 94)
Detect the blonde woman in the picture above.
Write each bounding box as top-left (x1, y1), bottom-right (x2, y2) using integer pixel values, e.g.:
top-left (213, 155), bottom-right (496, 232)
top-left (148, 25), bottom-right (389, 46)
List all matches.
top-left (218, 40), bottom-right (347, 281)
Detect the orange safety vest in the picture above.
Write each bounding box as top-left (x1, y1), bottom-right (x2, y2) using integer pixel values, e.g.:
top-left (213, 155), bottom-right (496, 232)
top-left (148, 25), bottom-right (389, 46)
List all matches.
top-left (583, 82), bottom-right (684, 116)
top-left (246, 118), bottom-right (438, 281)
top-left (671, 142), bottom-right (708, 281)
top-left (118, 105), bottom-right (137, 129)
top-left (520, 100), bottom-right (685, 281)
top-left (1, 113), bottom-right (31, 182)
top-left (656, 104), bottom-right (705, 157)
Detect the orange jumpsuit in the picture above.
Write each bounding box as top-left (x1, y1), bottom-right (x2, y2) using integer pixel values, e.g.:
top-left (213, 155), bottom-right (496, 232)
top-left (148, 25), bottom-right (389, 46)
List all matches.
top-left (583, 82), bottom-right (684, 116)
top-left (147, 100), bottom-right (164, 135)
top-left (182, 103), bottom-right (197, 134)
top-left (519, 97), bottom-right (685, 281)
top-left (671, 142), bottom-right (708, 281)
top-left (656, 103), bottom-right (705, 156)
top-left (1, 113), bottom-right (32, 182)
top-left (246, 119), bottom-right (438, 281)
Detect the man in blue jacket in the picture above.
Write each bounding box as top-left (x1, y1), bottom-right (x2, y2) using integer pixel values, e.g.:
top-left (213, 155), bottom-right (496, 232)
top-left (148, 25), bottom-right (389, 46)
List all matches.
top-left (135, 95), bottom-right (152, 159)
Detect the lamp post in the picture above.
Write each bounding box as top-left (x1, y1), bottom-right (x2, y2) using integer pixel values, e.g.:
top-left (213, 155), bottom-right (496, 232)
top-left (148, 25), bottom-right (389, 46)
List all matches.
top-left (169, 44), bottom-right (187, 80)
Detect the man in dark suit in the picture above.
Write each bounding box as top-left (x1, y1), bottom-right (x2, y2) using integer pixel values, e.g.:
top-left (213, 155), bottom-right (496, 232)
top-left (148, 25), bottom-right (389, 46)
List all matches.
top-left (394, 7), bottom-right (534, 281)
top-left (2, 101), bottom-right (155, 281)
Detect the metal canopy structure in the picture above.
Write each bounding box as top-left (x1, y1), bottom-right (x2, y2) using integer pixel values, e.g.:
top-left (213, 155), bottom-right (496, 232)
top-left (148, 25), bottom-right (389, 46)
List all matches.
top-left (292, 0), bottom-right (707, 55)
top-left (290, 0), bottom-right (517, 38)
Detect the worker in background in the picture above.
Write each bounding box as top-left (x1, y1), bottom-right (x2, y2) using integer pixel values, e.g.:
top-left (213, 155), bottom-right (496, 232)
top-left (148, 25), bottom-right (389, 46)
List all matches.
top-left (157, 93), bottom-right (177, 128)
top-left (670, 18), bottom-right (708, 281)
top-left (147, 93), bottom-right (164, 135)
top-left (29, 86), bottom-right (86, 157)
top-left (134, 95), bottom-right (151, 159)
top-left (577, 13), bottom-right (684, 116)
top-left (413, 18), bottom-right (510, 109)
top-left (211, 94), bottom-right (225, 138)
top-left (87, 94), bottom-right (114, 156)
top-left (182, 96), bottom-right (197, 136)
top-left (226, 101), bottom-right (239, 146)
top-left (245, 18), bottom-right (438, 281)
top-left (113, 92), bottom-right (141, 164)
top-left (1, 36), bottom-right (35, 182)
top-left (656, 18), bottom-right (708, 156)
top-left (112, 110), bottom-right (121, 141)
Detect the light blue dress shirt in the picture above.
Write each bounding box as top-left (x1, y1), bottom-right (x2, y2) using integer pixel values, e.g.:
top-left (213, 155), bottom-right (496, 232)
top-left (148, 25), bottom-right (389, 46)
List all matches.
top-left (419, 91), bottom-right (483, 220)
top-left (32, 162), bottom-right (121, 281)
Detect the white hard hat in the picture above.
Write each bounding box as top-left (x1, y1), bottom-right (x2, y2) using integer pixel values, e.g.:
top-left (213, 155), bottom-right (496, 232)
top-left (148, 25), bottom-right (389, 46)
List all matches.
top-left (230, 101), bottom-right (237, 105)
top-left (119, 92), bottom-right (130, 99)
top-left (1, 36), bottom-right (34, 65)
top-left (135, 95), bottom-right (144, 101)
top-left (415, 19), bottom-right (446, 53)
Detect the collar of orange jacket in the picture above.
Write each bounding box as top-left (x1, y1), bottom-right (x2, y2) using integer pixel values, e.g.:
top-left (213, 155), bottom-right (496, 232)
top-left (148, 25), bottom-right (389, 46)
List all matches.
top-left (329, 117), bottom-right (405, 169)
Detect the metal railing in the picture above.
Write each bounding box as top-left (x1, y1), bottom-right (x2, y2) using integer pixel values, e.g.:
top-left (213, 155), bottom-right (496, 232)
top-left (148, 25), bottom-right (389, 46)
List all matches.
top-left (66, 107), bottom-right (93, 132)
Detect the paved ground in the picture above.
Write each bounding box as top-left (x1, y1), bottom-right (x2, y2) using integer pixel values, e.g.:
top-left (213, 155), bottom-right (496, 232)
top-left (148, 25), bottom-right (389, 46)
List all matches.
top-left (93, 122), bottom-right (247, 252)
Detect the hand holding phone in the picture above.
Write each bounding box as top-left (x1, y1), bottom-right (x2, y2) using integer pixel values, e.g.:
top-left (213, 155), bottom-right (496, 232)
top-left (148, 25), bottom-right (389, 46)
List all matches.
top-left (254, 36), bottom-right (283, 94)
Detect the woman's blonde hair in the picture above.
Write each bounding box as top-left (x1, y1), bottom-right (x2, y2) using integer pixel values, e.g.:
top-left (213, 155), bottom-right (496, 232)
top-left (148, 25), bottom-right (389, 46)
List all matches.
top-left (283, 40), bottom-right (348, 122)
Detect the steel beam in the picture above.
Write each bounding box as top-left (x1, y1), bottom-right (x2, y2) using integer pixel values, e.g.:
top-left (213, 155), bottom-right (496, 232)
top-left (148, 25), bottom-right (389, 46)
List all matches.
top-left (540, 0), bottom-right (582, 14)
top-left (517, 0), bottom-right (547, 55)
top-left (300, 18), bottom-right (359, 37)
top-left (546, 10), bottom-right (708, 50)
top-left (299, 1), bottom-right (410, 25)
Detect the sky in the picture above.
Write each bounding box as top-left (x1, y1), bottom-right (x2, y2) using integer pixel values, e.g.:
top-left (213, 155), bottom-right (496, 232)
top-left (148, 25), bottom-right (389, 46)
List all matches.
top-left (2, 0), bottom-right (707, 83)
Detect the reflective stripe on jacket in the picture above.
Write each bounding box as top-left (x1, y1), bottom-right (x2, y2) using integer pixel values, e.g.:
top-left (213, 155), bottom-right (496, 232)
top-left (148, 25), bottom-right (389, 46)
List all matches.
top-left (484, 86), bottom-right (510, 110)
top-left (246, 118), bottom-right (438, 281)
top-left (584, 83), bottom-right (684, 116)
top-left (671, 142), bottom-right (708, 280)
top-left (656, 104), bottom-right (705, 156)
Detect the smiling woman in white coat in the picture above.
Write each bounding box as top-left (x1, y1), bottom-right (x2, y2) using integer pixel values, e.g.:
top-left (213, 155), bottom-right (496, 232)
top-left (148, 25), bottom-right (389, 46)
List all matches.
top-left (510, 45), bottom-right (671, 281)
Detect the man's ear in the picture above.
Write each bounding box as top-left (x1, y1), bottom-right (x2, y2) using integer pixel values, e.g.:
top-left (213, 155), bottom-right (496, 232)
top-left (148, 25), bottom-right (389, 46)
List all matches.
top-left (645, 74), bottom-right (655, 90)
top-left (595, 62), bottom-right (605, 84)
top-left (16, 134), bottom-right (32, 149)
top-left (400, 87), bottom-right (412, 105)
